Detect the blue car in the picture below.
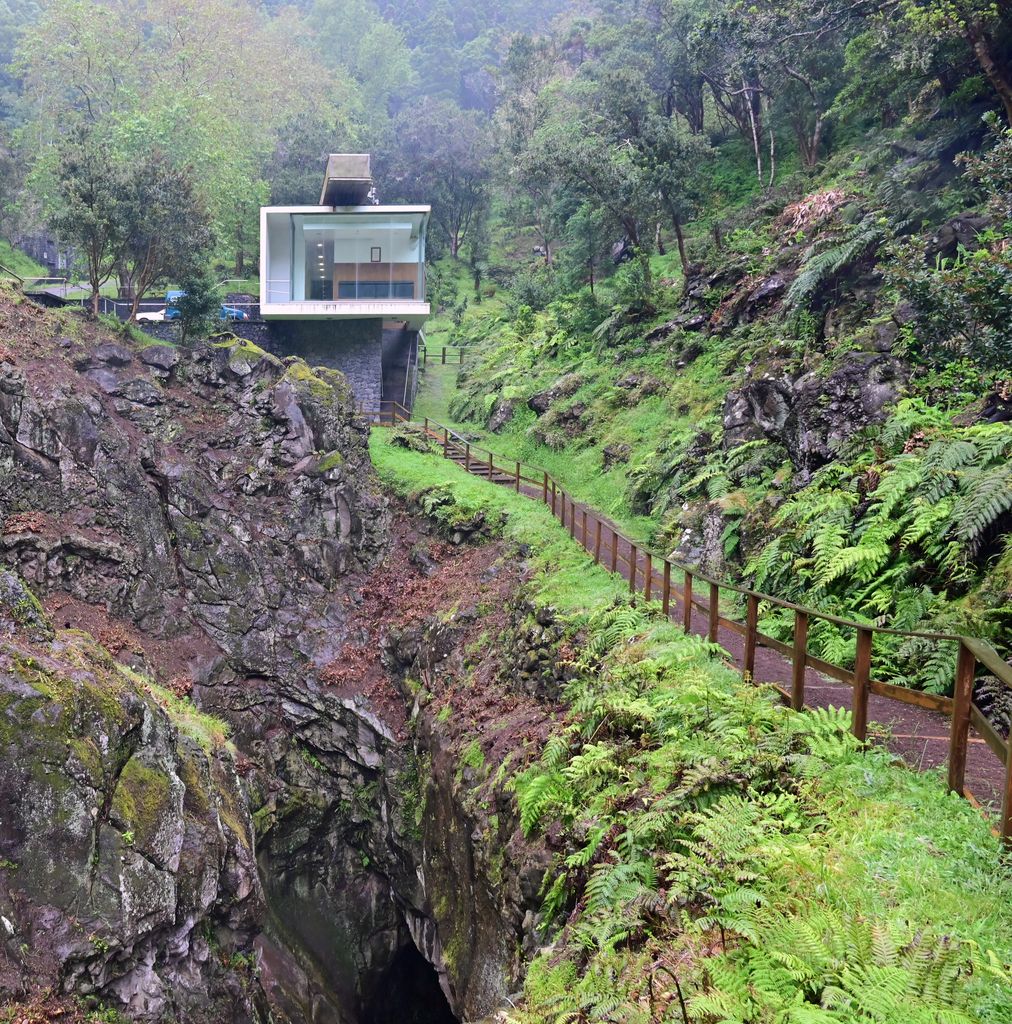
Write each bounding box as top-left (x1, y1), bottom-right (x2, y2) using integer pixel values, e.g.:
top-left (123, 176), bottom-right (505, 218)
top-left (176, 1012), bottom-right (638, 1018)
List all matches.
top-left (163, 290), bottom-right (250, 321)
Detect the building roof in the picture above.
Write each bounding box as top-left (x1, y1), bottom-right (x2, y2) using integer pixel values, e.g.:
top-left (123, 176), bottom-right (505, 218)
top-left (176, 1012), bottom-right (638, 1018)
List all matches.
top-left (320, 153), bottom-right (373, 206)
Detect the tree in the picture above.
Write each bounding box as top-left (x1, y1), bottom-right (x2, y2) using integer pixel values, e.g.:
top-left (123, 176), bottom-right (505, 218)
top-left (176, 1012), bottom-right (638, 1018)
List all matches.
top-left (894, 1), bottom-right (1012, 124)
top-left (47, 128), bottom-right (128, 317)
top-left (495, 35), bottom-right (570, 263)
top-left (174, 265), bottom-right (221, 347)
top-left (0, 0), bottom-right (40, 124)
top-left (118, 152), bottom-right (214, 320)
top-left (15, 0), bottom-right (348, 269)
top-left (557, 201), bottom-right (610, 295)
top-left (632, 115), bottom-right (711, 273)
top-left (381, 99), bottom-right (492, 258)
top-left (310, 0), bottom-right (415, 128)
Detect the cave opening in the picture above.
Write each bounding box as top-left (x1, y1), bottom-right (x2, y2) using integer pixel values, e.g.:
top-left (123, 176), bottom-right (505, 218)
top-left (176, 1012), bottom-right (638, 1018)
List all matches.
top-left (361, 942), bottom-right (459, 1024)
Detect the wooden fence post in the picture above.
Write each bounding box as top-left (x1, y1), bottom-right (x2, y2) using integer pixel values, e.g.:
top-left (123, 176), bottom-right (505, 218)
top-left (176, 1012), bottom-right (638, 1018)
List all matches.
top-left (708, 583), bottom-right (720, 643)
top-left (465, 443), bottom-right (471, 472)
top-left (1002, 741), bottom-right (1012, 849)
top-left (443, 427), bottom-right (449, 459)
top-left (594, 519), bottom-right (602, 564)
top-left (487, 451), bottom-right (493, 480)
top-left (550, 481), bottom-right (556, 514)
top-left (542, 473), bottom-right (549, 504)
top-left (570, 500), bottom-right (577, 539)
top-left (644, 554), bottom-right (653, 602)
top-left (791, 610), bottom-right (809, 711)
top-left (515, 462), bottom-right (521, 493)
top-left (662, 560), bottom-right (672, 617)
top-left (629, 545), bottom-right (637, 594)
top-left (424, 417), bottom-right (429, 434)
top-left (581, 509), bottom-right (588, 546)
top-left (852, 627), bottom-right (873, 742)
top-left (683, 572), bottom-right (693, 633)
top-left (947, 641), bottom-right (976, 794)
top-left (743, 594), bottom-right (759, 681)
top-left (611, 529), bottom-right (618, 574)
top-left (441, 347), bottom-right (446, 364)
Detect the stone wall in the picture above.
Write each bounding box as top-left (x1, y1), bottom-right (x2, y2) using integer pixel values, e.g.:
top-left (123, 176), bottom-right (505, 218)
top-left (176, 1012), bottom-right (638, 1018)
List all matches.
top-left (138, 320), bottom-right (387, 407)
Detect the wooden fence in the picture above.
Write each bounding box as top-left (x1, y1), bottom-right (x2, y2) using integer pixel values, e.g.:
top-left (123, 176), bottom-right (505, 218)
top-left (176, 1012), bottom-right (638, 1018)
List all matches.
top-left (396, 415), bottom-right (1012, 846)
top-left (420, 345), bottom-right (466, 367)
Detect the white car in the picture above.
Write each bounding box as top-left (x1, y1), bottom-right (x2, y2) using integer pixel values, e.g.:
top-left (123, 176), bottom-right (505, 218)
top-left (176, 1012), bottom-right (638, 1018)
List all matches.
top-left (136, 308), bottom-right (167, 322)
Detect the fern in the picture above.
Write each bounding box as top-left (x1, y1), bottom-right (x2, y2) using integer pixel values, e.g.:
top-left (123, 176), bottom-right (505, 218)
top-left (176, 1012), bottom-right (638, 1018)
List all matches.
top-left (786, 218), bottom-right (884, 310)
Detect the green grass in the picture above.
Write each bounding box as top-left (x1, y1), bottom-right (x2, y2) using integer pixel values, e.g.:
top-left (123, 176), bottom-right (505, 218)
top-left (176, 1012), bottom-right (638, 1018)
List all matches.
top-left (0, 238), bottom-right (47, 279)
top-left (413, 296), bottom-right (728, 545)
top-left (425, 255), bottom-right (507, 349)
top-left (370, 428), bottom-right (633, 614)
top-left (370, 428), bottom-right (1012, 1024)
top-left (413, 361), bottom-right (465, 426)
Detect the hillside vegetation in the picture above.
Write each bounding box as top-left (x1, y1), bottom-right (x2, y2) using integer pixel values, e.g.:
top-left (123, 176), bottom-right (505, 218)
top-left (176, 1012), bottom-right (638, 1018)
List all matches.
top-left (417, 4), bottom-right (1012, 702)
top-left (372, 428), bottom-right (1012, 1024)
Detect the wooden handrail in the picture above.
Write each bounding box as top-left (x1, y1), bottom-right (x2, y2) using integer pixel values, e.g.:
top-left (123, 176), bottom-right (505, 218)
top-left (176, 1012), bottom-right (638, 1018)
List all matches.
top-left (398, 414), bottom-right (1012, 844)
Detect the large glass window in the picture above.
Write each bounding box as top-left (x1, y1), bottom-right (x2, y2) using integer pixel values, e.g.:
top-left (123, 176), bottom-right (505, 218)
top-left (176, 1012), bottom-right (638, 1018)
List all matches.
top-left (294, 213), bottom-right (425, 302)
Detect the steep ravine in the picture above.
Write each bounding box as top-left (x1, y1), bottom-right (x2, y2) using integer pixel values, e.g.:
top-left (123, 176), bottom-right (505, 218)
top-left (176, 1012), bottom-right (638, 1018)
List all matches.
top-left (0, 291), bottom-right (549, 1023)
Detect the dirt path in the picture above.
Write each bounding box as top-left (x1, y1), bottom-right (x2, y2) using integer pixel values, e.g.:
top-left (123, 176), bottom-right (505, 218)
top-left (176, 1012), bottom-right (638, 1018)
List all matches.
top-left (443, 449), bottom-right (1008, 815)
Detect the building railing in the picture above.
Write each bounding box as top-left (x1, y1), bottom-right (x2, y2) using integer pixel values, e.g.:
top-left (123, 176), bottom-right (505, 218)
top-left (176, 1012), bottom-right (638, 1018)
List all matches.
top-left (356, 401), bottom-right (412, 426)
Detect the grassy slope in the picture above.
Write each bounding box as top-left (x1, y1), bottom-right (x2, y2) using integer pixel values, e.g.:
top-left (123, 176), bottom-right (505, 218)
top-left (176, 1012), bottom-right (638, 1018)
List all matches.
top-left (0, 238), bottom-right (47, 278)
top-left (370, 428), bottom-right (1012, 1023)
top-left (412, 123), bottom-right (1012, 686)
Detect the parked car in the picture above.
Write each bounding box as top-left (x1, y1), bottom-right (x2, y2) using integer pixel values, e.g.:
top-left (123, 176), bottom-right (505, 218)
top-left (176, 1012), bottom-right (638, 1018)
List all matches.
top-left (136, 308), bottom-right (167, 322)
top-left (161, 290), bottom-right (250, 322)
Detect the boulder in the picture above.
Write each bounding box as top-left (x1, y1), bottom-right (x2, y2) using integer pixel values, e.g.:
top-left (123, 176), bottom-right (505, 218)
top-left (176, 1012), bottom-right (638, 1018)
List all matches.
top-left (0, 586), bottom-right (263, 1022)
top-left (723, 353), bottom-right (907, 470)
top-left (139, 345), bottom-right (181, 374)
top-left (528, 373), bottom-right (583, 416)
top-left (488, 397), bottom-right (517, 433)
top-left (926, 213), bottom-right (992, 260)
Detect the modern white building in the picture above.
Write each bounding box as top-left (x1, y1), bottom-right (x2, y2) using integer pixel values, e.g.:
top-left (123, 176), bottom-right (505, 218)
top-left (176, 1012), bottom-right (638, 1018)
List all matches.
top-left (259, 154), bottom-right (431, 329)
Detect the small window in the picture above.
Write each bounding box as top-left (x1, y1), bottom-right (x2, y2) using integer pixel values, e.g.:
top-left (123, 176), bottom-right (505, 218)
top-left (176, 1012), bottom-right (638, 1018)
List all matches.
top-left (370, 246), bottom-right (382, 263)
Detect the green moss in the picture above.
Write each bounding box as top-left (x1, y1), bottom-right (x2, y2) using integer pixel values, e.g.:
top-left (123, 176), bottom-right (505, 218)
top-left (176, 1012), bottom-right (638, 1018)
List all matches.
top-left (111, 757), bottom-right (173, 848)
top-left (283, 360), bottom-right (336, 400)
top-left (317, 450), bottom-right (345, 473)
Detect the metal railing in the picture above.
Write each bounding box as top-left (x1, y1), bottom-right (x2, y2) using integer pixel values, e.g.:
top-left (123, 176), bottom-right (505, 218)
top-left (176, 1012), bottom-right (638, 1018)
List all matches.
top-left (405, 415), bottom-right (1012, 846)
top-left (0, 262), bottom-right (24, 288)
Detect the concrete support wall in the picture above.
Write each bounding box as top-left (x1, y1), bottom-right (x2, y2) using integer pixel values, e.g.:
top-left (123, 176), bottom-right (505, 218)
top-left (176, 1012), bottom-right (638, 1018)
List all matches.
top-left (264, 320), bottom-right (384, 408)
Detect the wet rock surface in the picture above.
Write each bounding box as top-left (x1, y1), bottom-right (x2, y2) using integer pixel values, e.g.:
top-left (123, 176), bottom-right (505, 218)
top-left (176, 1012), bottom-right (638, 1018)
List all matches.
top-left (723, 352), bottom-right (907, 471)
top-left (0, 298), bottom-right (551, 1024)
top-left (0, 574), bottom-right (264, 1023)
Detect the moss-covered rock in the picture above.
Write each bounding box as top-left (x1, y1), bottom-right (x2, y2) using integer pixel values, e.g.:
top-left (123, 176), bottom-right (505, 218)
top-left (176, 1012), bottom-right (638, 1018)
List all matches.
top-left (0, 581), bottom-right (264, 1024)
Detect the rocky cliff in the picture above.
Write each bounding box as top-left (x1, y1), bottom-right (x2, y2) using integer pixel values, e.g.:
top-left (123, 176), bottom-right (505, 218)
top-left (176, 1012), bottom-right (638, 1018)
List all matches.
top-left (0, 289), bottom-right (547, 1024)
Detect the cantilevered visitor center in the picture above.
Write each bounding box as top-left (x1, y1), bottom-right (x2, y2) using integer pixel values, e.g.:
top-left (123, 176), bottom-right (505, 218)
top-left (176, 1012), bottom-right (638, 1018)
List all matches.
top-left (260, 154), bottom-right (431, 330)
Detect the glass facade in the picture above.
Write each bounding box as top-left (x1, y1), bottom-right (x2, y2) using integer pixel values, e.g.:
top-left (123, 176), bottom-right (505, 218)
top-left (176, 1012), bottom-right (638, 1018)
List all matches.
top-left (263, 212), bottom-right (425, 304)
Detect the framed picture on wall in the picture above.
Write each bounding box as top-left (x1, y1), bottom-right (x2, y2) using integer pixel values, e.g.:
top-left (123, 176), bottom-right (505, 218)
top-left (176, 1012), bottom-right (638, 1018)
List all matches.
top-left (370, 247), bottom-right (382, 263)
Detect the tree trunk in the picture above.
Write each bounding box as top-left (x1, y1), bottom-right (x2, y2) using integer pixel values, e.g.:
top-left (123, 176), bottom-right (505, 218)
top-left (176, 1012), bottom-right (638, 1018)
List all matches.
top-left (90, 287), bottom-right (100, 319)
top-left (970, 29), bottom-right (1012, 124)
top-left (672, 214), bottom-right (688, 274)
